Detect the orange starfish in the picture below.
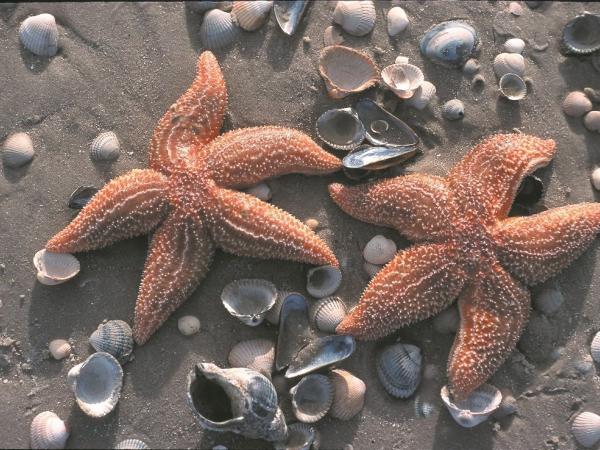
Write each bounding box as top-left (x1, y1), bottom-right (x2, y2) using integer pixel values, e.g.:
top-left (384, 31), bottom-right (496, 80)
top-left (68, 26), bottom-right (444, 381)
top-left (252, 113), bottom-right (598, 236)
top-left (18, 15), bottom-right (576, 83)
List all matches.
top-left (330, 134), bottom-right (600, 399)
top-left (46, 52), bottom-right (340, 345)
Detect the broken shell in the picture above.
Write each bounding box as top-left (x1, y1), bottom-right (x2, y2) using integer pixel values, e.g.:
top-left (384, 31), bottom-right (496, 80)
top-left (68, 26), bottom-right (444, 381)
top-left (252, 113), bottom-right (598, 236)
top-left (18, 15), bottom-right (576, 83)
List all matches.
top-left (286, 335), bottom-right (356, 379)
top-left (406, 81), bottom-right (437, 110)
top-left (332, 1), bottom-right (376, 37)
top-left (572, 411), bottom-right (600, 448)
top-left (354, 98), bottom-right (419, 147)
top-left (376, 343), bottom-right (422, 398)
top-left (363, 235), bottom-right (397, 265)
top-left (2, 132), bottom-right (34, 168)
top-left (19, 13), bottom-right (58, 57)
top-left (290, 374), bottom-right (333, 423)
top-left (562, 12), bottom-right (600, 55)
top-left (533, 285), bottom-right (563, 316)
top-left (221, 279), bottom-right (277, 326)
top-left (228, 338), bottom-right (275, 379)
top-left (432, 306), bottom-right (459, 334)
top-left (387, 6), bottom-right (409, 36)
top-left (231, 1), bottom-right (272, 31)
top-left (562, 91), bottom-right (593, 117)
top-left (329, 369), bottom-right (366, 420)
top-left (584, 111), bottom-right (600, 132)
top-left (499, 73), bottom-right (527, 101)
top-left (90, 131), bottom-right (120, 162)
top-left (30, 411), bottom-right (69, 450)
top-left (440, 383), bottom-right (502, 428)
top-left (343, 145), bottom-right (418, 171)
top-left (323, 25), bottom-right (344, 46)
top-left (420, 20), bottom-right (479, 68)
top-left (275, 293), bottom-right (313, 371)
top-left (274, 0), bottom-right (309, 36)
top-left (504, 37), bottom-right (525, 54)
top-left (274, 423), bottom-right (317, 450)
top-left (319, 46), bottom-right (378, 99)
top-left (462, 58), bottom-right (480, 75)
top-left (306, 265), bottom-right (342, 298)
top-left (49, 339), bottom-right (71, 360)
top-left (310, 296), bottom-right (347, 333)
top-left (200, 9), bottom-right (239, 50)
top-left (89, 320), bottom-right (134, 364)
top-left (67, 186), bottom-right (98, 209)
top-left (187, 363), bottom-right (287, 441)
top-left (441, 99), bottom-right (465, 121)
top-left (244, 182), bottom-right (272, 201)
top-left (381, 64), bottom-right (424, 99)
top-left (67, 352), bottom-right (123, 418)
top-left (316, 108), bottom-right (366, 151)
top-left (591, 331), bottom-right (600, 363)
top-left (591, 168), bottom-right (600, 191)
top-left (115, 439), bottom-right (150, 449)
top-left (33, 249), bottom-right (80, 286)
top-left (493, 53), bottom-right (525, 78)
top-left (178, 315), bottom-right (201, 336)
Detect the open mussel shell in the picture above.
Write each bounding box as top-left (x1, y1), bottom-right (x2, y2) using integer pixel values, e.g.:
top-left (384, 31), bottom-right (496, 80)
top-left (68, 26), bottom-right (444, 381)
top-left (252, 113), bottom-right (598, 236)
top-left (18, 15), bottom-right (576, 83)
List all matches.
top-left (290, 374), bottom-right (333, 423)
top-left (276, 293), bottom-right (313, 371)
top-left (310, 296), bottom-right (347, 333)
top-left (221, 279), bottom-right (277, 326)
top-left (19, 13), bottom-right (58, 57)
top-left (319, 46), bottom-right (378, 99)
top-left (2, 132), bottom-right (34, 168)
top-left (67, 186), bottom-right (98, 209)
top-left (316, 108), bottom-right (365, 151)
top-left (30, 411), bottom-right (69, 450)
top-left (376, 343), bottom-right (422, 398)
top-left (572, 411), bottom-right (600, 448)
top-left (114, 439), bottom-right (150, 450)
top-left (306, 265), bottom-right (342, 298)
top-left (200, 9), bottom-right (239, 50)
top-left (90, 131), bottom-right (120, 162)
top-left (329, 369), bottom-right (366, 420)
top-left (228, 338), bottom-right (275, 379)
top-left (286, 335), bottom-right (356, 379)
top-left (274, 0), bottom-right (309, 36)
top-left (231, 1), bottom-right (272, 31)
top-left (499, 73), bottom-right (527, 101)
top-left (440, 384), bottom-right (502, 428)
top-left (89, 320), bottom-right (134, 364)
top-left (561, 12), bottom-right (600, 55)
top-left (381, 63), bottom-right (424, 99)
top-left (186, 363), bottom-right (287, 442)
top-left (332, 0), bottom-right (376, 37)
top-left (354, 99), bottom-right (419, 147)
top-left (274, 423), bottom-right (317, 450)
top-left (67, 352), bottom-right (123, 418)
top-left (343, 145), bottom-right (419, 171)
top-left (420, 20), bottom-right (478, 68)
top-left (33, 249), bottom-right (80, 285)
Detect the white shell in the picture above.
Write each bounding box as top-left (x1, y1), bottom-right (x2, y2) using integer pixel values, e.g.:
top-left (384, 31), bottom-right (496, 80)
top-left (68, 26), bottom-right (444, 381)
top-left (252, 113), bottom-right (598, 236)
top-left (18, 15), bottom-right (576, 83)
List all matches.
top-left (462, 58), bottom-right (480, 75)
top-left (562, 91), bottom-right (593, 117)
top-left (442, 99), bottom-right (465, 121)
top-left (19, 13), bottom-right (58, 57)
top-left (572, 411), bottom-right (600, 448)
top-left (90, 131), bottom-right (120, 162)
top-left (200, 9), bottom-right (239, 50)
top-left (499, 73), bottom-right (527, 101)
top-left (504, 38), bottom-right (525, 54)
top-left (49, 339), bottom-right (71, 360)
top-left (178, 315), bottom-right (201, 336)
top-left (406, 81), bottom-right (437, 110)
top-left (306, 265), bottom-right (342, 298)
top-left (305, 218), bottom-right (319, 230)
top-left (584, 111), bottom-right (600, 132)
top-left (591, 168), bottom-right (600, 191)
top-left (432, 306), bottom-right (459, 334)
top-left (377, 343), bottom-right (422, 398)
top-left (228, 338), bottom-right (275, 379)
top-left (231, 1), bottom-right (272, 31)
top-left (508, 2), bottom-right (523, 16)
top-left (244, 182), bottom-right (272, 201)
top-left (30, 411), bottom-right (69, 449)
top-left (323, 25), bottom-right (344, 46)
top-left (2, 132), bottom-right (34, 168)
top-left (221, 279), bottom-right (278, 326)
top-left (33, 249), bottom-right (80, 285)
top-left (493, 53), bottom-right (525, 78)
top-left (591, 331), bottom-right (600, 363)
top-left (319, 45), bottom-right (378, 99)
top-left (310, 296), bottom-right (347, 333)
top-left (395, 55), bottom-right (409, 65)
top-left (387, 7), bottom-right (409, 36)
top-left (363, 235), bottom-right (397, 265)
top-left (363, 261), bottom-right (381, 278)
top-left (332, 1), bottom-right (376, 37)
top-left (440, 384), bottom-right (502, 428)
top-left (290, 374), bottom-right (334, 423)
top-left (533, 285), bottom-right (563, 316)
top-left (114, 439), bottom-right (150, 449)
top-left (381, 63), bottom-right (424, 99)
top-left (329, 369), bottom-right (366, 420)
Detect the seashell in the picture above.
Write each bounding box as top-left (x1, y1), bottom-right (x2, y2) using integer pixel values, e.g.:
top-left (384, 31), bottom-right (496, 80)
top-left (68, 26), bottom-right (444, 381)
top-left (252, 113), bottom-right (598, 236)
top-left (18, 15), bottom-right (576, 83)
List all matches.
top-left (305, 218), bottom-right (319, 230)
top-left (575, 357), bottom-right (594, 375)
top-left (504, 37), bottom-right (525, 54)
top-left (310, 296), bottom-right (347, 333)
top-left (343, 145), bottom-right (418, 171)
top-left (332, 1), bottom-right (376, 37)
top-left (221, 279), bottom-right (277, 326)
top-left (67, 186), bottom-right (98, 209)
top-left (178, 315), bottom-right (201, 336)
top-left (274, 0), bottom-right (309, 36)
top-left (414, 397), bottom-right (436, 418)
top-left (591, 167), bottom-right (600, 191)
top-left (115, 439), bottom-right (150, 449)
top-left (499, 73), bottom-right (527, 101)
top-left (514, 175), bottom-right (543, 206)
top-left (420, 20), bottom-right (479, 68)
top-left (441, 99), bottom-right (465, 121)
top-left (376, 343), bottom-right (422, 398)
top-left (562, 91), bottom-right (593, 117)
top-left (395, 55), bottom-right (409, 65)
top-left (472, 73), bottom-right (485, 88)
top-left (562, 12), bottom-right (600, 55)
top-left (19, 13), bottom-right (58, 57)
top-left (316, 108), bottom-right (366, 151)
top-left (354, 98), bottom-right (419, 147)
top-left (329, 369), bottom-right (366, 420)
top-left (228, 338), bottom-right (275, 379)
top-left (493, 393), bottom-right (517, 419)
top-left (323, 25), bottom-right (344, 46)
top-left (188, 1), bottom-right (233, 13)
top-left (387, 7), bottom-right (409, 36)
top-left (49, 339), bottom-right (71, 360)
top-left (462, 58), bottom-right (480, 75)
top-left (67, 352), bottom-right (123, 418)
top-left (493, 53), bottom-right (525, 78)
top-left (2, 132), bottom-right (34, 168)
top-left (432, 306), bottom-right (459, 334)
top-left (508, 2), bottom-right (523, 16)
top-left (363, 235), bottom-right (397, 265)
top-left (200, 9), bottom-right (239, 50)
top-left (275, 293), bottom-right (313, 370)
top-left (584, 87), bottom-right (600, 103)
top-left (584, 111), bottom-right (600, 133)
top-left (381, 64), bottom-right (424, 99)
top-left (30, 411), bottom-right (69, 450)
top-left (89, 320), bottom-right (134, 364)
top-left (265, 289), bottom-right (291, 326)
top-left (290, 374), bottom-right (333, 423)
top-left (90, 131), bottom-right (120, 162)
top-left (318, 46), bottom-right (378, 99)
top-left (286, 335), bottom-right (356, 379)
top-left (306, 265), bottom-right (342, 298)
top-left (533, 284), bottom-right (563, 316)
top-left (187, 362), bottom-right (287, 441)
top-left (244, 182), bottom-right (272, 201)
top-left (231, 1), bottom-right (272, 31)
top-left (363, 261), bottom-right (381, 278)
top-left (591, 331), bottom-right (600, 363)
top-left (440, 383), bottom-right (502, 428)
top-left (274, 423), bottom-right (317, 450)
top-left (572, 411), bottom-right (600, 448)
top-left (33, 249), bottom-right (80, 286)
top-left (406, 81), bottom-right (437, 110)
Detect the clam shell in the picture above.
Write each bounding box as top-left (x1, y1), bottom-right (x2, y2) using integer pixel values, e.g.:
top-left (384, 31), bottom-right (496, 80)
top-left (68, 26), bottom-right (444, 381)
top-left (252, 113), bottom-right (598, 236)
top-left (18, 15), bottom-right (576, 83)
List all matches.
top-left (67, 186), bottom-right (98, 209)
top-left (286, 335), bottom-right (356, 379)
top-left (562, 12), bottom-right (600, 55)
top-left (221, 279), bottom-right (277, 326)
top-left (406, 81), bottom-right (437, 110)
top-left (387, 6), bottom-right (409, 36)
top-left (2, 132), bottom-right (34, 168)
top-left (115, 439), bottom-right (150, 449)
top-left (493, 53), bottom-right (525, 78)
top-left (19, 13), bottom-right (58, 57)
top-left (499, 73), bottom-right (527, 101)
top-left (310, 296), bottom-right (347, 333)
top-left (329, 369), bottom-right (366, 420)
top-left (441, 99), bottom-right (465, 121)
top-left (462, 58), bottom-right (480, 75)
top-left (381, 64), bottom-right (424, 99)
top-left (274, 0), bottom-right (309, 36)
top-left (90, 131), bottom-right (120, 162)
top-left (572, 411), bottom-right (600, 448)
top-left (274, 423), bottom-right (317, 450)
top-left (265, 289), bottom-right (292, 325)
top-left (440, 383), bottom-right (502, 428)
top-left (323, 25), bottom-right (343, 46)
top-left (228, 338), bottom-right (275, 379)
top-left (432, 306), bottom-right (459, 334)
top-left (591, 168), bottom-right (600, 191)
top-left (290, 374), bottom-right (333, 423)
top-left (332, 1), bottom-right (376, 37)
top-left (178, 315), bottom-right (201, 336)
top-left (363, 235), bottom-right (397, 265)
top-left (30, 411), bottom-right (69, 450)
top-left (200, 9), bottom-right (239, 50)
top-left (533, 284), bottom-right (563, 316)
top-left (316, 108), bottom-right (365, 151)
top-left (244, 182), bottom-right (272, 201)
top-left (591, 331), bottom-right (600, 363)
top-left (49, 339), bottom-right (71, 360)
top-left (231, 1), bottom-right (272, 31)
top-left (306, 265), bottom-right (342, 298)
top-left (33, 249), bottom-right (80, 285)
top-left (89, 320), bottom-right (134, 364)
top-left (562, 91), bottom-right (593, 117)
top-left (420, 20), bottom-right (478, 68)
top-left (504, 37), bottom-right (525, 54)
top-left (188, 1), bottom-right (233, 13)
top-left (318, 45), bottom-right (378, 99)
top-left (343, 145), bottom-right (418, 171)
top-left (584, 111), bottom-right (600, 133)
top-left (354, 98), bottom-right (419, 147)
top-left (68, 352), bottom-right (123, 418)
top-left (376, 343), bottom-right (422, 398)
top-left (275, 293), bottom-right (313, 371)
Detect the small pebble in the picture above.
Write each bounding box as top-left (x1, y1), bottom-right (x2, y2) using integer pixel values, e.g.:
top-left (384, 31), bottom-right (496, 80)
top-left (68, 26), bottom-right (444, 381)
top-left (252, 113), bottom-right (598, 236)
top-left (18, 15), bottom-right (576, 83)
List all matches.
top-left (363, 235), bottom-right (397, 265)
top-left (178, 315), bottom-right (201, 336)
top-left (305, 218), bottom-right (319, 230)
top-left (302, 36), bottom-right (311, 44)
top-left (48, 339), bottom-right (71, 360)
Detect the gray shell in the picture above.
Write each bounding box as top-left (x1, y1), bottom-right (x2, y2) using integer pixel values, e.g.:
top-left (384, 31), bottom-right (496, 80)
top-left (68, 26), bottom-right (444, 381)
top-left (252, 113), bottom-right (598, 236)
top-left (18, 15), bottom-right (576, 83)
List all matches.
top-left (200, 9), bottom-right (239, 50)
top-left (462, 58), bottom-right (480, 75)
top-left (406, 81), bottom-right (437, 110)
top-left (231, 1), bottom-right (272, 31)
top-left (493, 53), bottom-right (525, 78)
top-left (504, 38), bottom-right (525, 54)
top-left (274, 423), bottom-right (317, 450)
top-left (89, 320), bottom-right (134, 364)
top-left (90, 131), bottom-right (120, 162)
top-left (68, 186), bottom-right (98, 209)
top-left (228, 338), bottom-right (275, 379)
top-left (572, 411), bottom-right (600, 448)
top-left (290, 374), bottom-right (333, 423)
top-left (315, 108), bottom-right (365, 151)
top-left (440, 383), bottom-right (502, 428)
top-left (441, 99), bottom-right (465, 121)
top-left (420, 21), bottom-right (478, 68)
top-left (2, 132), bottom-right (34, 168)
top-left (562, 12), bottom-right (600, 55)
top-left (332, 1), bottom-right (376, 37)
top-left (354, 99), bottom-right (419, 147)
top-left (376, 343), bottom-right (422, 398)
top-left (265, 289), bottom-right (291, 325)
top-left (114, 439), bottom-right (150, 449)
top-left (310, 296), bottom-right (347, 333)
top-left (584, 111), bottom-right (600, 132)
top-left (591, 331), bottom-right (600, 363)
top-left (499, 73), bottom-right (527, 101)
top-left (286, 335), bottom-right (356, 379)
top-left (19, 13), bottom-right (58, 57)
top-left (343, 145), bottom-right (418, 171)
top-left (30, 411), bottom-right (69, 450)
top-left (562, 91), bottom-right (593, 117)
top-left (221, 279), bottom-right (277, 326)
top-left (306, 265), bottom-right (342, 298)
top-left (188, 1), bottom-right (233, 13)
top-left (275, 293), bottom-right (313, 371)
top-left (274, 0), bottom-right (309, 36)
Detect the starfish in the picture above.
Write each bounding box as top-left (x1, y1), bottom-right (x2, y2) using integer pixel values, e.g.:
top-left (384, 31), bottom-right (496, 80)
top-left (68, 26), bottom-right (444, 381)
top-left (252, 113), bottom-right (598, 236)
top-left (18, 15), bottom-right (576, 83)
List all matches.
top-left (330, 134), bottom-right (600, 399)
top-left (45, 52), bottom-right (341, 345)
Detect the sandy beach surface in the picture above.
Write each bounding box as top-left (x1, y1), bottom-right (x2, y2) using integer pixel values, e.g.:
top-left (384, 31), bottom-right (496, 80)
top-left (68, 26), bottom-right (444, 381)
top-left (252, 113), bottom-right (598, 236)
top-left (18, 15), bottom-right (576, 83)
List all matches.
top-left (2, 1), bottom-right (600, 449)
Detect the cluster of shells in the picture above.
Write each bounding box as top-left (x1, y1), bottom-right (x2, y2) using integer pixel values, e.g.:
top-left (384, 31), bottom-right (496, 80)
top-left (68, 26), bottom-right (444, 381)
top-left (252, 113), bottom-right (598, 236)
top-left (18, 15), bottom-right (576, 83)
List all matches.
top-left (563, 89), bottom-right (600, 134)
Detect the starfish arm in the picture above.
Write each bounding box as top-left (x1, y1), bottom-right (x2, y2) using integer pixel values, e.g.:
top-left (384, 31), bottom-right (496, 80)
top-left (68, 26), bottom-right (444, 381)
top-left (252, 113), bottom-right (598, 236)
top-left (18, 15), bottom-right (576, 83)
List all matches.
top-left (448, 134), bottom-right (556, 224)
top-left (133, 212), bottom-right (214, 345)
top-left (206, 187), bottom-right (338, 266)
top-left (149, 51), bottom-right (227, 173)
top-left (46, 169), bottom-right (169, 253)
top-left (448, 263), bottom-right (530, 400)
top-left (205, 126), bottom-right (341, 188)
top-left (492, 203), bottom-right (600, 285)
top-left (328, 174), bottom-right (457, 242)
top-left (336, 243), bottom-right (467, 339)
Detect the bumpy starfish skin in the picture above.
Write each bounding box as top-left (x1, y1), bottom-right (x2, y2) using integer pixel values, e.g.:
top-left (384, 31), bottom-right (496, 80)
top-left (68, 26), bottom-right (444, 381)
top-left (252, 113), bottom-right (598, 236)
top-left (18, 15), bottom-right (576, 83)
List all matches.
top-left (46, 51), bottom-right (341, 345)
top-left (331, 133), bottom-right (600, 399)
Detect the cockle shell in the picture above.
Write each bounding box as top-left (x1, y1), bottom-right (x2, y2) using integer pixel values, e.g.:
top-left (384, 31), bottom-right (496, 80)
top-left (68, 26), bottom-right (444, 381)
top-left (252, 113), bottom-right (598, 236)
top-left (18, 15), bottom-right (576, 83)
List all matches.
top-left (306, 265), bottom-right (342, 298)
top-left (387, 7), bottom-right (409, 36)
top-left (472, 73), bottom-right (485, 88)
top-left (591, 168), bottom-right (600, 191)
top-left (499, 73), bottom-right (527, 101)
top-left (432, 306), bottom-right (459, 334)
top-left (115, 439), bottom-right (150, 449)
top-left (286, 335), bottom-right (356, 379)
top-left (584, 111), bottom-right (600, 132)
top-left (420, 20), bottom-right (478, 68)
top-left (572, 411), bottom-right (600, 448)
top-left (329, 369), bottom-right (366, 420)
top-left (442, 99), bottom-right (465, 121)
top-left (19, 13), bottom-right (58, 57)
top-left (323, 25), bottom-right (344, 46)
top-left (493, 53), bottom-right (525, 78)
top-left (274, 423), bottom-right (317, 450)
top-left (228, 338), bottom-right (275, 379)
top-left (316, 108), bottom-right (366, 151)
top-left (462, 58), bottom-right (480, 75)
top-left (90, 131), bottom-right (120, 162)
top-left (221, 279), bottom-right (278, 326)
top-left (178, 315), bottom-right (201, 336)
top-left (562, 91), bottom-right (593, 117)
top-left (440, 383), bottom-right (502, 428)
top-left (406, 81), bottom-right (437, 110)
top-left (381, 63), bottom-right (424, 99)
top-left (200, 9), bottom-right (239, 50)
top-left (332, 1), bottom-right (376, 37)
top-left (89, 320), bottom-right (134, 364)
top-left (265, 289), bottom-right (292, 325)
top-left (244, 182), bottom-right (272, 201)
top-left (376, 343), bottom-right (422, 398)
top-left (310, 296), bottom-right (347, 333)
top-left (49, 339), bottom-right (71, 360)
top-left (562, 12), bottom-right (600, 55)
top-left (318, 46), bottom-right (378, 99)
top-left (231, 1), bottom-right (272, 31)
top-left (2, 132), bottom-right (34, 168)
top-left (414, 396), bottom-right (436, 418)
top-left (591, 331), bottom-right (600, 362)
top-left (33, 249), bottom-right (80, 285)
top-left (30, 411), bottom-right (69, 450)
top-left (504, 37), bottom-right (525, 53)
top-left (363, 235), bottom-right (397, 265)
top-left (290, 374), bottom-right (333, 423)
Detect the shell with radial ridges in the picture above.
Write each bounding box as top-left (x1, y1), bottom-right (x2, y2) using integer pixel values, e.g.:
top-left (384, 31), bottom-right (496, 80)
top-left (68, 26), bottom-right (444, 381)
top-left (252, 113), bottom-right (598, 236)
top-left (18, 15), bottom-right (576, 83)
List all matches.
top-left (2, 132), bottom-right (34, 168)
top-left (49, 339), bottom-right (71, 360)
top-left (290, 374), bottom-right (334, 423)
top-left (504, 38), bottom-right (525, 53)
top-left (591, 331), bottom-right (600, 363)
top-left (231, 1), bottom-right (272, 31)
top-left (584, 111), bottom-right (600, 132)
top-left (310, 296), bottom-right (347, 333)
top-left (329, 369), bottom-right (366, 420)
top-left (33, 249), bottom-right (80, 285)
top-left (306, 265), bottom-right (342, 298)
top-left (377, 343), bottom-right (422, 398)
top-left (442, 99), bottom-right (465, 120)
top-left (440, 384), bottom-right (502, 428)
top-left (319, 45), bottom-right (378, 99)
top-left (562, 91), bottom-right (593, 117)
top-left (200, 9), bottom-right (239, 50)
top-left (363, 235), bottom-right (397, 265)
top-left (221, 279), bottom-right (278, 326)
top-left (89, 320), bottom-right (134, 364)
top-left (228, 338), bottom-right (275, 379)
top-left (114, 439), bottom-right (150, 449)
top-left (493, 53), bottom-right (525, 78)
top-left (332, 1), bottom-right (376, 37)
top-left (406, 81), bottom-right (437, 110)
top-left (19, 13), bottom-right (58, 57)
top-left (30, 411), bottom-right (69, 450)
top-left (572, 411), bottom-right (600, 448)
top-left (387, 7), bottom-right (409, 36)
top-left (90, 131), bottom-right (120, 162)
